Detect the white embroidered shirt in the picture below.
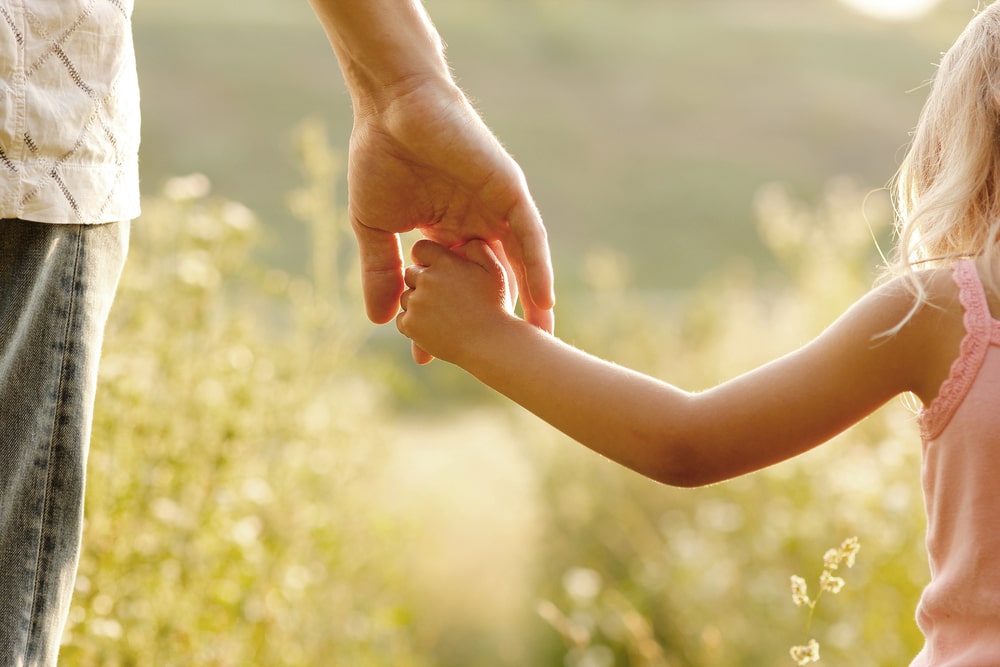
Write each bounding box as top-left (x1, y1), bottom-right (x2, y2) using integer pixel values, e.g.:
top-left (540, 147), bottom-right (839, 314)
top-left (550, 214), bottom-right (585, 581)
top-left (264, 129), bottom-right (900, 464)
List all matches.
top-left (0, 0), bottom-right (140, 224)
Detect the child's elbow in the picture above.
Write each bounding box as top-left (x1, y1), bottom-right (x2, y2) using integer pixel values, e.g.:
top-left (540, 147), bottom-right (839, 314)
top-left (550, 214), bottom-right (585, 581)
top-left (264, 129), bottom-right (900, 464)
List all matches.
top-left (651, 464), bottom-right (718, 489)
top-left (645, 439), bottom-right (721, 488)
top-left (635, 399), bottom-right (730, 488)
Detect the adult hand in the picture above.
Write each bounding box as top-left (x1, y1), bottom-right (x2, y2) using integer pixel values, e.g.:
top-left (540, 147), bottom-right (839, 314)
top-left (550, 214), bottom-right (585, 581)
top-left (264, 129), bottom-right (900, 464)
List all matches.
top-left (348, 77), bottom-right (555, 340)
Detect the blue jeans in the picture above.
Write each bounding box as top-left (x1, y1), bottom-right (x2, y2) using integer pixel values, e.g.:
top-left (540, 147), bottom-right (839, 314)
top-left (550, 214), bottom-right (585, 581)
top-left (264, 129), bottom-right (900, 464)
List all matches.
top-left (0, 219), bottom-right (129, 667)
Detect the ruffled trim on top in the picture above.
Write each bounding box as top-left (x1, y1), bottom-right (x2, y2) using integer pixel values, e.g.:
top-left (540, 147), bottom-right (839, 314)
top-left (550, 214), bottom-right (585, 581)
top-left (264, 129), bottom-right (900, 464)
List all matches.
top-left (918, 260), bottom-right (992, 441)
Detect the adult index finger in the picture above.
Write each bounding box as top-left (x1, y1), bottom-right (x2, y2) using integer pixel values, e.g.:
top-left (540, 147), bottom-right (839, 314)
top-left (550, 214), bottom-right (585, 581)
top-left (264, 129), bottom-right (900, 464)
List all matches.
top-left (506, 203), bottom-right (556, 332)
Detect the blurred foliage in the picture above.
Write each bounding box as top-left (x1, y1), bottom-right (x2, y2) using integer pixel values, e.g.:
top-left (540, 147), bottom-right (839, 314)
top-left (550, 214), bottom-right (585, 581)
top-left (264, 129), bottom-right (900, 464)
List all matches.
top-left (65, 125), bottom-right (928, 666)
top-left (133, 0), bottom-right (973, 290)
top-left (536, 177), bottom-right (926, 666)
top-left (64, 126), bottom-right (423, 667)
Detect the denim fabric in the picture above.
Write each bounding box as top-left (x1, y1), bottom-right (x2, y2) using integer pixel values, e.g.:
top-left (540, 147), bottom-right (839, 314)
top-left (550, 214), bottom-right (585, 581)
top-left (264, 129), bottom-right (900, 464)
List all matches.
top-left (0, 219), bottom-right (128, 667)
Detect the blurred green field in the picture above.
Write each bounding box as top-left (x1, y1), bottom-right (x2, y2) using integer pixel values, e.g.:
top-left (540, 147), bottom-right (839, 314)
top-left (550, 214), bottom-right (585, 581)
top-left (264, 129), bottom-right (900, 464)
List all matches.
top-left (70, 2), bottom-right (983, 665)
top-left (72, 141), bottom-right (932, 666)
top-left (133, 0), bottom-right (972, 290)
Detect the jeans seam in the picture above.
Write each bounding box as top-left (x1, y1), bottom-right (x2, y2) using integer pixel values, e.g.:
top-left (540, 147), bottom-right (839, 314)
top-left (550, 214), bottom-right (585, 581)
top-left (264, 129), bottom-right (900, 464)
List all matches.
top-left (23, 224), bottom-right (84, 660)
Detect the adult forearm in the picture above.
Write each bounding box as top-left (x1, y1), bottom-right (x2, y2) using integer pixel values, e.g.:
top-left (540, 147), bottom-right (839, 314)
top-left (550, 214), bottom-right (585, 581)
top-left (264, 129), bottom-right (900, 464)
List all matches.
top-left (307, 0), bottom-right (455, 114)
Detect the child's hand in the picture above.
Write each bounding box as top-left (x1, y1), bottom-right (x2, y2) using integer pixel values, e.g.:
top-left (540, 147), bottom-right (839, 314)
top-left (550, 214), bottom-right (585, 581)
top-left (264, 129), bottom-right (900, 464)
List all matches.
top-left (397, 238), bottom-right (518, 365)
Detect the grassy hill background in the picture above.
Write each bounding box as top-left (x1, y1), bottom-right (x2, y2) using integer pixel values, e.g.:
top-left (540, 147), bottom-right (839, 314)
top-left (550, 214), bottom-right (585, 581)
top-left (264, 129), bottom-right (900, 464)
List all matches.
top-left (62, 3), bottom-right (988, 665)
top-left (133, 0), bottom-right (972, 292)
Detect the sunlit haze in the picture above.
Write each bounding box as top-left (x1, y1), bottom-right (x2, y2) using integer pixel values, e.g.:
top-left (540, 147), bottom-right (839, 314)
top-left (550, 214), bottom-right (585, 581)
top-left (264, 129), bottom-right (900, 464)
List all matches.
top-left (838, 0), bottom-right (942, 20)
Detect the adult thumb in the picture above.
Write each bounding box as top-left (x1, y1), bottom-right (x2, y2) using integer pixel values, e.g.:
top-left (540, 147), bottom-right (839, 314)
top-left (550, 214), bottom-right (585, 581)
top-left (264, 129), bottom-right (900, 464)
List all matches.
top-left (352, 218), bottom-right (404, 324)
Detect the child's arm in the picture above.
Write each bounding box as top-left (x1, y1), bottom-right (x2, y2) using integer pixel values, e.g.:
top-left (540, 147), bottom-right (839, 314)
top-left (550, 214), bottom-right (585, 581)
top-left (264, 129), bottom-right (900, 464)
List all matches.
top-left (397, 240), bottom-right (956, 487)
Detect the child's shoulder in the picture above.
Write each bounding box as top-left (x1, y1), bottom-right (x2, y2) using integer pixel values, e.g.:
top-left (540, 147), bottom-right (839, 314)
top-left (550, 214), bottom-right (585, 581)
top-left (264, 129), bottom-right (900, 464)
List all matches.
top-left (873, 262), bottom-right (970, 406)
top-left (896, 257), bottom-right (1000, 321)
top-left (876, 262), bottom-right (962, 308)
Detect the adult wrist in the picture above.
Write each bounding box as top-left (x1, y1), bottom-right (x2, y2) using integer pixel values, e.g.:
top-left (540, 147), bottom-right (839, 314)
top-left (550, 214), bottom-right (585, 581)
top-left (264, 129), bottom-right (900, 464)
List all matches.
top-left (309, 0), bottom-right (457, 117)
top-left (349, 67), bottom-right (460, 122)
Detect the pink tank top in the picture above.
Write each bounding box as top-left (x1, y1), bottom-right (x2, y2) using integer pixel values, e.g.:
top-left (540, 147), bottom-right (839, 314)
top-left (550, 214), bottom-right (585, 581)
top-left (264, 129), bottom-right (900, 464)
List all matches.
top-left (912, 259), bottom-right (1000, 666)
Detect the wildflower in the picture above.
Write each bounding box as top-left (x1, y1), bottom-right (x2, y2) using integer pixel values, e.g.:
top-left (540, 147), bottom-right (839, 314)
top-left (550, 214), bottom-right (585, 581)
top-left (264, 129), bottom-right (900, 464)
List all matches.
top-left (787, 537), bottom-right (860, 664)
top-left (840, 536), bottom-right (860, 568)
top-left (822, 536), bottom-right (861, 571)
top-left (789, 639), bottom-right (820, 665)
top-left (790, 575), bottom-right (811, 607)
top-left (820, 569), bottom-right (845, 594)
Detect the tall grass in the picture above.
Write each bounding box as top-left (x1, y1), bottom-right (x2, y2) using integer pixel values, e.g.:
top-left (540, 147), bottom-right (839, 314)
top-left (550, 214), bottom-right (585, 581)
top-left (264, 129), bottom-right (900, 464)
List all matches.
top-left (64, 126), bottom-right (422, 667)
top-left (64, 125), bottom-right (928, 666)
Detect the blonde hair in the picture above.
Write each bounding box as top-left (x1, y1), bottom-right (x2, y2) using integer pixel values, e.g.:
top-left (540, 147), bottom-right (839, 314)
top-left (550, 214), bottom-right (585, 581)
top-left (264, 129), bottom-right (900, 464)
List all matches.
top-left (890, 1), bottom-right (1000, 302)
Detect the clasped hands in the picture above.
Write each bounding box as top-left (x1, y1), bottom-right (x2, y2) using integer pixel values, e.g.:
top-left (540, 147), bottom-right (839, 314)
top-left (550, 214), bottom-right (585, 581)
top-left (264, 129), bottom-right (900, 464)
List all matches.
top-left (348, 78), bottom-right (555, 362)
top-left (397, 238), bottom-right (518, 365)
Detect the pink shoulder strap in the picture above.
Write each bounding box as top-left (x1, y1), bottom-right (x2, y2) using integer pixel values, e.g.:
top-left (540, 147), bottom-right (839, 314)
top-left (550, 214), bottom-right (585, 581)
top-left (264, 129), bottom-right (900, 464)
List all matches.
top-left (953, 259), bottom-right (992, 335)
top-left (919, 260), bottom-right (993, 440)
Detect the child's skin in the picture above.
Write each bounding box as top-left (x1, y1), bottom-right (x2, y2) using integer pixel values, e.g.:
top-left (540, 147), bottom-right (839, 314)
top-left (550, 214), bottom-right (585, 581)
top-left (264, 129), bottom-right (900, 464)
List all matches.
top-left (396, 238), bottom-right (970, 487)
